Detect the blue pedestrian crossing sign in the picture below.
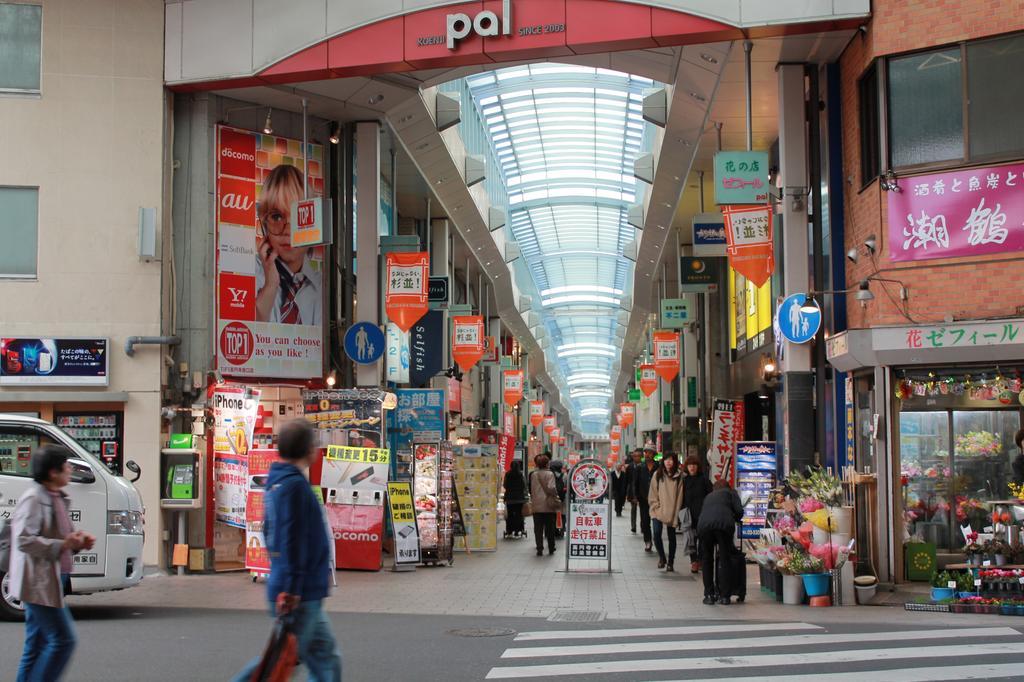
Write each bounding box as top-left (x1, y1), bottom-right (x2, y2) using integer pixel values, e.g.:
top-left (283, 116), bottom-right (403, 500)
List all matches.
top-left (344, 322), bottom-right (385, 364)
top-left (776, 294), bottom-right (821, 344)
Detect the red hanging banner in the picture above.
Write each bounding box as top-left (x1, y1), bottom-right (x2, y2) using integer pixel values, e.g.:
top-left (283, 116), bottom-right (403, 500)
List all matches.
top-left (616, 412), bottom-right (626, 427)
top-left (543, 415), bottom-right (556, 435)
top-left (551, 427), bottom-right (561, 440)
top-left (451, 315), bottom-right (485, 372)
top-left (722, 204), bottom-right (774, 287)
top-left (529, 400), bottom-right (545, 427)
top-left (653, 331), bottom-right (681, 383)
top-left (502, 370), bottom-right (524, 407)
top-left (639, 364), bottom-right (658, 397)
top-left (620, 403), bottom-right (635, 426)
top-left (384, 252), bottom-right (430, 332)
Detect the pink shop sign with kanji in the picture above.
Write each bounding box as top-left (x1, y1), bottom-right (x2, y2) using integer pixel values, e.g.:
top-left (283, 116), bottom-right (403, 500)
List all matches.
top-left (889, 162), bottom-right (1024, 262)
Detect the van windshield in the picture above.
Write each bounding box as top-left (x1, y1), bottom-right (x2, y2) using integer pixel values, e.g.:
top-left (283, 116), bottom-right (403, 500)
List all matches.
top-left (0, 423), bottom-right (104, 478)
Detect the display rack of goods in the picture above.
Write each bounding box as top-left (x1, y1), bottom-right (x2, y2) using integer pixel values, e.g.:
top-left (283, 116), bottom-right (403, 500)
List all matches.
top-left (454, 445), bottom-right (499, 551)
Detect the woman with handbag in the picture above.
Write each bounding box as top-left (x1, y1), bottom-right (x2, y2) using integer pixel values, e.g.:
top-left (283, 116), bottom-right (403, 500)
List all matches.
top-left (503, 460), bottom-right (527, 539)
top-left (682, 454), bottom-right (713, 573)
top-left (528, 455), bottom-right (561, 556)
top-left (647, 452), bottom-right (685, 572)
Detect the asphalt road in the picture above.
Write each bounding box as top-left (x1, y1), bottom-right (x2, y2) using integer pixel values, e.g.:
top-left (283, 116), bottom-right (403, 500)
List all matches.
top-left (4, 607), bottom-right (1024, 681)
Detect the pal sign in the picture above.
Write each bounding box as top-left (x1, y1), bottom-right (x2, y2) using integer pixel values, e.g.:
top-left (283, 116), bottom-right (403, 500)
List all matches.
top-left (447, 0), bottom-right (511, 49)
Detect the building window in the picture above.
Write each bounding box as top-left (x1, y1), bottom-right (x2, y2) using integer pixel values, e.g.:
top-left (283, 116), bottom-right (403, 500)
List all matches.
top-left (887, 47), bottom-right (963, 169)
top-left (967, 33), bottom-right (1024, 160)
top-left (0, 187), bottom-right (39, 278)
top-left (858, 62), bottom-right (880, 185)
top-left (0, 3), bottom-right (42, 93)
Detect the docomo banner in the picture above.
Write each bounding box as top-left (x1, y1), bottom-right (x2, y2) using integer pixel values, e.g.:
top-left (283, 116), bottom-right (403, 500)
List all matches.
top-left (889, 161), bottom-right (1024, 262)
top-left (708, 398), bottom-right (745, 485)
top-left (215, 125), bottom-right (325, 379)
top-left (639, 364), bottom-right (658, 397)
top-left (385, 252), bottom-right (430, 332)
top-left (502, 369), bottom-right (524, 406)
top-left (451, 315), bottom-right (485, 372)
top-left (723, 204), bottom-right (774, 287)
top-left (653, 331), bottom-right (681, 382)
top-left (529, 400), bottom-right (544, 427)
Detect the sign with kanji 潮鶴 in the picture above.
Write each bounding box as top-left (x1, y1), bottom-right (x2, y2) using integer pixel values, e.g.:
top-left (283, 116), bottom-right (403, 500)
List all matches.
top-left (385, 252), bottom-right (430, 332)
top-left (723, 204), bottom-right (774, 288)
top-left (502, 370), bottom-right (524, 406)
top-left (653, 331), bottom-right (681, 383)
top-left (639, 364), bottom-right (658, 397)
top-left (451, 315), bottom-right (485, 372)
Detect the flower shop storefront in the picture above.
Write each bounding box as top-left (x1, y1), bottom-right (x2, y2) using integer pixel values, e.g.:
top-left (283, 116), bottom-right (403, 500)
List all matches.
top-left (827, 318), bottom-right (1024, 582)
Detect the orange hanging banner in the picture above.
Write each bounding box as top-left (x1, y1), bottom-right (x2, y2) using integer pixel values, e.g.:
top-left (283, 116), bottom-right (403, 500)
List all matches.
top-left (722, 204), bottom-right (774, 287)
top-left (384, 252), bottom-right (430, 332)
top-left (543, 415), bottom-right (556, 435)
top-left (502, 370), bottom-right (524, 407)
top-left (653, 331), bottom-right (681, 383)
top-left (616, 412), bottom-right (626, 427)
top-left (551, 427), bottom-right (561, 440)
top-left (639, 364), bottom-right (658, 397)
top-left (620, 403), bottom-right (635, 426)
top-left (529, 400), bottom-right (544, 427)
top-left (451, 315), bottom-right (485, 372)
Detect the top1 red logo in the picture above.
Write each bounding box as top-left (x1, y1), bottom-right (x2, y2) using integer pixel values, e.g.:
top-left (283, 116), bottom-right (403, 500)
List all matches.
top-left (219, 127), bottom-right (256, 180)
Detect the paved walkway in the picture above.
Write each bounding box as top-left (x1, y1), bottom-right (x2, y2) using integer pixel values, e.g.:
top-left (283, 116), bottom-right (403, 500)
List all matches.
top-left (75, 510), bottom-right (989, 627)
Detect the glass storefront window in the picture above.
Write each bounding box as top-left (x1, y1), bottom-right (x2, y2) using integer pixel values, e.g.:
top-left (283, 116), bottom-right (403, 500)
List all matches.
top-left (901, 412), bottom-right (952, 549)
top-left (951, 410), bottom-right (1020, 547)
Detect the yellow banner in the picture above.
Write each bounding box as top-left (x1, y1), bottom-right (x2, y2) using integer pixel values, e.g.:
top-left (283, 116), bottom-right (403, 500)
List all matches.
top-left (386, 482), bottom-right (416, 524)
top-left (325, 445), bottom-right (391, 464)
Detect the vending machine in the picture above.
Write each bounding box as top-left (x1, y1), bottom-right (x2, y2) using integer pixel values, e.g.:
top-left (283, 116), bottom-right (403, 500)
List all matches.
top-left (55, 412), bottom-right (123, 475)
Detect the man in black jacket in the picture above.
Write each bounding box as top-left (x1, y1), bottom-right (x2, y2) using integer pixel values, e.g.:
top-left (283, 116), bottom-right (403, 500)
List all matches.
top-left (627, 449), bottom-right (657, 551)
top-left (625, 449), bottom-right (643, 532)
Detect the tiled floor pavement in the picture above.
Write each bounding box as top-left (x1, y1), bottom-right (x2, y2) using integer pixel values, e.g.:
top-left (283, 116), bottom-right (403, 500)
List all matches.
top-left (79, 512), bottom-right (988, 626)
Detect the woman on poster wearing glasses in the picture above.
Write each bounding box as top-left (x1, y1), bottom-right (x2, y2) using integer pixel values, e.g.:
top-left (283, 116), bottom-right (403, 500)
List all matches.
top-left (255, 164), bottom-right (322, 325)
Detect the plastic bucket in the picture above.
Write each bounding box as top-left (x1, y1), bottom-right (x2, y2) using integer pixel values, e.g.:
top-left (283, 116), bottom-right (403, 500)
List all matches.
top-left (782, 574), bottom-right (805, 605)
top-left (854, 582), bottom-right (877, 604)
top-left (827, 506), bottom-right (854, 535)
top-left (803, 573), bottom-right (831, 597)
top-left (930, 586), bottom-right (955, 602)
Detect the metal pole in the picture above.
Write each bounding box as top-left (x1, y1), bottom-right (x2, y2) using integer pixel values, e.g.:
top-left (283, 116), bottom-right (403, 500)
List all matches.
top-left (426, 198), bottom-right (432, 261)
top-left (808, 65), bottom-right (827, 468)
top-left (607, 469), bottom-right (613, 574)
top-left (697, 170), bottom-right (705, 213)
top-left (391, 148), bottom-right (397, 236)
top-left (743, 41), bottom-right (753, 152)
top-left (715, 122), bottom-right (723, 152)
top-left (302, 98), bottom-right (309, 198)
top-left (176, 511), bottom-right (186, 576)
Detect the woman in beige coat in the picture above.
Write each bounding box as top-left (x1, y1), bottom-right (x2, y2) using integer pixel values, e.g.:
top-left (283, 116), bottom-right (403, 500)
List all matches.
top-left (529, 454), bottom-right (561, 556)
top-left (647, 452), bottom-right (685, 571)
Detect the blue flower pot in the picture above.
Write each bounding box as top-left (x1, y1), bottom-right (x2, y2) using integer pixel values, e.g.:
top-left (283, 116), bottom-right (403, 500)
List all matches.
top-left (803, 573), bottom-right (831, 597)
top-left (931, 587), bottom-right (955, 602)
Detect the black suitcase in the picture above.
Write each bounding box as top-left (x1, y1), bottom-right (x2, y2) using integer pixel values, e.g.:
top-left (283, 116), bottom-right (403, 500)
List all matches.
top-left (721, 547), bottom-right (747, 602)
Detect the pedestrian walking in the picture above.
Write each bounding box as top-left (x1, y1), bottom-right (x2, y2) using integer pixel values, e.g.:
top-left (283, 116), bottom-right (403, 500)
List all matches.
top-left (503, 460), bottom-right (527, 539)
top-left (625, 449), bottom-right (643, 532)
top-left (682, 454), bottom-right (713, 573)
top-left (647, 452), bottom-right (685, 571)
top-left (233, 420), bottom-right (341, 682)
top-left (11, 445), bottom-right (96, 682)
top-left (529, 455), bottom-right (561, 556)
top-left (696, 479), bottom-right (744, 605)
top-left (549, 460), bottom-right (567, 539)
top-left (627, 450), bottom-right (657, 552)
top-left (611, 462), bottom-right (628, 516)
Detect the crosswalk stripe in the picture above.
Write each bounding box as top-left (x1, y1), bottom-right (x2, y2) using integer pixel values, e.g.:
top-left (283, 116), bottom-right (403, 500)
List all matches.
top-left (663, 662), bottom-right (1024, 682)
top-left (484, 642), bottom-right (1024, 679)
top-left (513, 622), bottom-right (822, 642)
top-left (501, 626), bottom-right (1019, 659)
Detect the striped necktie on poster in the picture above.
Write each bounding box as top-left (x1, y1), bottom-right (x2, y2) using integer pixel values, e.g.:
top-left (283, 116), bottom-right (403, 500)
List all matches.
top-left (280, 274), bottom-right (306, 324)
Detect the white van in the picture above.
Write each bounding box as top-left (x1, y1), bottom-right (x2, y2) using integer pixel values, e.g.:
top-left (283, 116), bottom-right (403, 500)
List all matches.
top-left (0, 414), bottom-right (145, 620)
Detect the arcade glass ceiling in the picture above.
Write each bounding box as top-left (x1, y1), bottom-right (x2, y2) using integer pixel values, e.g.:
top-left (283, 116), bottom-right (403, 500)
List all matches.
top-left (465, 64), bottom-right (656, 435)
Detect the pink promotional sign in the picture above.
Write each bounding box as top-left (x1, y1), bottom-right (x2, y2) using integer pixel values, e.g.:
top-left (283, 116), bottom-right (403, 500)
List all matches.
top-left (888, 162), bottom-right (1024, 262)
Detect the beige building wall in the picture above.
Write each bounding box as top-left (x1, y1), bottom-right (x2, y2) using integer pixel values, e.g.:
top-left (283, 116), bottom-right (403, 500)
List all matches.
top-left (0, 0), bottom-right (166, 565)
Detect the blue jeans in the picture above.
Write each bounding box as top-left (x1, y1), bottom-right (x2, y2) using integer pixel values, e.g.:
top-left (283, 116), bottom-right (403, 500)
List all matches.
top-left (234, 600), bottom-right (342, 682)
top-left (651, 518), bottom-right (677, 564)
top-left (17, 602), bottom-right (77, 682)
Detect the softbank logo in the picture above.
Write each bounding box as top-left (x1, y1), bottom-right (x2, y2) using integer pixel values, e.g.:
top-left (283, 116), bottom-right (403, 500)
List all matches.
top-left (447, 0), bottom-right (511, 49)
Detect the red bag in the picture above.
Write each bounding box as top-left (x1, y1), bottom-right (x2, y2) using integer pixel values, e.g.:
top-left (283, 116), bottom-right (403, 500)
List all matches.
top-left (250, 616), bottom-right (298, 682)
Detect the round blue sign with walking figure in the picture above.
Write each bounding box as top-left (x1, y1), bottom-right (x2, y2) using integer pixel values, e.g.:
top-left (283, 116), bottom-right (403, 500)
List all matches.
top-left (344, 322), bottom-right (385, 364)
top-left (776, 294), bottom-right (821, 344)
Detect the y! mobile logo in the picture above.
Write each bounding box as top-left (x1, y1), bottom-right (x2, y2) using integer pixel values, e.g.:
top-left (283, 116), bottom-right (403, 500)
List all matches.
top-left (228, 288), bottom-right (247, 304)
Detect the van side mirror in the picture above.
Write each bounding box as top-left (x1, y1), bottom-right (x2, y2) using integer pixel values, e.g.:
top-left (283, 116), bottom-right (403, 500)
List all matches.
top-left (125, 460), bottom-right (142, 483)
top-left (69, 459), bottom-right (96, 484)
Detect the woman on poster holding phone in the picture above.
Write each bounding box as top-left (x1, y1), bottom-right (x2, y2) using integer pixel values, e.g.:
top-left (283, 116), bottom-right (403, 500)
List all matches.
top-left (255, 164), bottom-right (322, 325)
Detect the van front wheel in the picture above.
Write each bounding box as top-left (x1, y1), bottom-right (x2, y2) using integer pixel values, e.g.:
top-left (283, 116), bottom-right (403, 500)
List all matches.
top-left (0, 571), bottom-right (26, 622)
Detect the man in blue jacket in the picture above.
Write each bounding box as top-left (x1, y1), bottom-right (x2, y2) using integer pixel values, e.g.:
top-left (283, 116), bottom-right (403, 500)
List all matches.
top-left (234, 419), bottom-right (341, 682)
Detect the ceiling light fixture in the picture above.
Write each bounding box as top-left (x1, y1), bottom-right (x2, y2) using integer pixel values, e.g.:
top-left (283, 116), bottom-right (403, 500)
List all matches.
top-left (263, 109), bottom-right (273, 135)
top-left (689, 91), bottom-right (706, 102)
top-left (368, 93), bottom-right (385, 106)
top-left (699, 52), bottom-right (719, 64)
top-left (329, 124), bottom-right (340, 145)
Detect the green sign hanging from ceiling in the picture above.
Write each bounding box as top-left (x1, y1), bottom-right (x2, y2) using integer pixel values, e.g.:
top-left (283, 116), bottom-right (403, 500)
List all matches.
top-left (714, 151), bottom-right (770, 205)
top-left (628, 388), bottom-right (642, 402)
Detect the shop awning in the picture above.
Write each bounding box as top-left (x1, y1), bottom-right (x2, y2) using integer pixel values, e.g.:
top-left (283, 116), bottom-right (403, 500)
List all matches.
top-left (827, 317), bottom-right (1024, 372)
top-left (0, 391), bottom-right (130, 403)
